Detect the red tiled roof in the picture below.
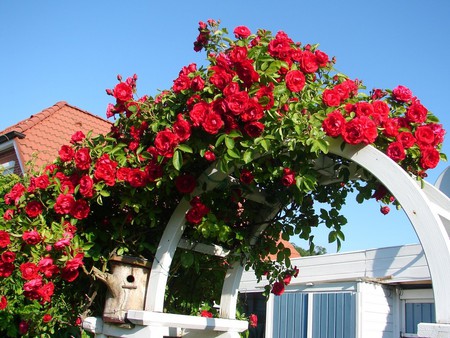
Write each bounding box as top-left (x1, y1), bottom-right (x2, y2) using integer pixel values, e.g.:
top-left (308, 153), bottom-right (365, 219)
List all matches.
top-left (0, 101), bottom-right (111, 172)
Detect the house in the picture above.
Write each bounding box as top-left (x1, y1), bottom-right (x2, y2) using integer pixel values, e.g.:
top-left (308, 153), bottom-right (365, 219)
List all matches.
top-left (0, 101), bottom-right (111, 175)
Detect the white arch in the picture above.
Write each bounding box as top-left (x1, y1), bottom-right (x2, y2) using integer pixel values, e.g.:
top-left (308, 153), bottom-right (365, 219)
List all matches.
top-left (327, 137), bottom-right (450, 326)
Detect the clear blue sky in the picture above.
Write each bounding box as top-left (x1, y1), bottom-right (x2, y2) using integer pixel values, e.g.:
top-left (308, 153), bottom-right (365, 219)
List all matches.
top-left (1, 1), bottom-right (449, 253)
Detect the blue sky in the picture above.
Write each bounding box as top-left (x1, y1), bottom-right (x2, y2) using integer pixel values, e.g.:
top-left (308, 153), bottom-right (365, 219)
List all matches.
top-left (1, 1), bottom-right (449, 253)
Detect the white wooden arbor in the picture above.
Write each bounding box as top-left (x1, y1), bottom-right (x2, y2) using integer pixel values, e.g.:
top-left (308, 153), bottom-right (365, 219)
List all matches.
top-left (83, 138), bottom-right (450, 338)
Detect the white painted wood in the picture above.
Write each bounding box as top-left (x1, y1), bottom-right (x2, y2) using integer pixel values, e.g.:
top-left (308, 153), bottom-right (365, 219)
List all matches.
top-left (177, 239), bottom-right (230, 257)
top-left (265, 294), bottom-right (275, 338)
top-left (434, 166), bottom-right (450, 199)
top-left (327, 137), bottom-right (450, 324)
top-left (417, 323), bottom-right (450, 337)
top-left (127, 310), bottom-right (248, 332)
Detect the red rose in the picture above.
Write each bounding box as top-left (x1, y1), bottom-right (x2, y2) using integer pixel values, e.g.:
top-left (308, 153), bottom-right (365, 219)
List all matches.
top-left (58, 145), bottom-right (75, 162)
top-left (392, 85), bottom-right (413, 102)
top-left (271, 281), bottom-right (285, 296)
top-left (429, 123), bottom-right (446, 146)
top-left (25, 200), bottom-right (44, 218)
top-left (189, 101), bottom-right (210, 127)
top-left (204, 150), bottom-right (216, 162)
top-left (406, 101), bottom-right (428, 124)
top-left (244, 121), bottom-right (264, 138)
top-left (113, 82), bottom-right (133, 102)
top-left (3, 209), bottom-right (14, 221)
top-left (172, 74), bottom-right (191, 93)
top-left (268, 31), bottom-right (293, 59)
top-left (38, 282), bottom-right (54, 303)
top-left (281, 168), bottom-right (296, 187)
top-left (380, 206), bottom-right (390, 215)
top-left (299, 50), bottom-right (319, 74)
top-left (22, 229), bottom-right (42, 245)
top-left (61, 254), bottom-right (84, 282)
top-left (233, 25), bottom-right (251, 38)
top-left (79, 175), bottom-right (94, 198)
top-left (70, 199), bottom-right (90, 220)
top-left (249, 314), bottom-right (258, 328)
top-left (0, 261), bottom-right (14, 277)
top-left (191, 75), bottom-right (205, 92)
top-left (0, 296), bottom-right (7, 310)
top-left (315, 50), bottom-right (329, 67)
top-left (74, 148), bottom-right (91, 170)
top-left (202, 111), bottom-right (224, 134)
top-left (354, 102), bottom-right (374, 118)
top-left (54, 194), bottom-right (75, 214)
top-left (173, 114), bottom-right (192, 142)
top-left (154, 129), bottom-right (179, 158)
top-left (396, 132), bottom-right (416, 149)
top-left (229, 46), bottom-right (248, 63)
top-left (342, 116), bottom-right (377, 145)
top-left (126, 168), bottom-right (148, 188)
top-left (322, 110), bottom-right (345, 137)
top-left (38, 257), bottom-right (59, 278)
top-left (201, 310), bottom-right (213, 318)
top-left (241, 100), bottom-right (264, 122)
top-left (18, 321), bottom-right (29, 335)
top-left (372, 100), bottom-right (390, 124)
top-left (235, 60), bottom-right (259, 87)
top-left (255, 84), bottom-right (274, 110)
top-left (185, 199), bottom-right (210, 225)
top-left (145, 161), bottom-right (163, 182)
top-left (4, 183), bottom-right (25, 205)
top-left (240, 169), bottom-right (254, 185)
top-left (43, 314), bottom-right (52, 323)
top-left (70, 130), bottom-right (85, 144)
top-left (283, 274), bottom-right (292, 285)
top-left (54, 237), bottom-right (71, 251)
top-left (210, 66), bottom-right (233, 90)
top-left (285, 70), bottom-right (306, 93)
top-left (415, 125), bottom-right (435, 146)
top-left (420, 147), bottom-right (440, 170)
top-left (0, 230), bottom-right (10, 248)
top-left (175, 174), bottom-right (196, 194)
top-left (94, 154), bottom-right (118, 186)
top-left (226, 91), bottom-right (250, 115)
top-left (322, 89), bottom-right (341, 107)
top-left (386, 141), bottom-right (406, 162)
top-left (382, 118), bottom-right (400, 137)
top-left (20, 262), bottom-right (39, 280)
top-left (1, 251), bottom-right (15, 263)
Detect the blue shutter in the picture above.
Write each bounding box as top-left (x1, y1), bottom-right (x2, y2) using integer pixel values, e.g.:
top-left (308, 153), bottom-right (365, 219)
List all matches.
top-left (312, 293), bottom-right (356, 338)
top-left (272, 293), bottom-right (308, 338)
top-left (405, 303), bottom-right (436, 334)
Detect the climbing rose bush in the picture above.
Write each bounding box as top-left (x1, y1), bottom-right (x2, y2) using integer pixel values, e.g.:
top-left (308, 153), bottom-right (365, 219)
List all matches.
top-left (0, 19), bottom-right (446, 336)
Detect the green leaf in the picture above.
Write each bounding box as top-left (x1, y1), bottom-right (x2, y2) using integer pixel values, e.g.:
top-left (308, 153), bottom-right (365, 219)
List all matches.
top-left (177, 144), bottom-right (193, 153)
top-left (225, 137), bottom-right (235, 150)
top-left (243, 150), bottom-right (254, 164)
top-left (180, 251), bottom-right (194, 268)
top-left (173, 150), bottom-right (183, 171)
top-left (310, 139), bottom-right (329, 154)
top-left (227, 148), bottom-right (241, 159)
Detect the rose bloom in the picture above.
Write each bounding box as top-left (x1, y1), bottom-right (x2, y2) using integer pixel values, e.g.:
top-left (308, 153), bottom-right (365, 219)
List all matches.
top-left (0, 230), bottom-right (10, 248)
top-left (282, 168), bottom-right (296, 187)
top-left (145, 161), bottom-right (163, 182)
top-left (406, 100), bottom-right (428, 124)
top-left (244, 121), bottom-right (264, 138)
top-left (201, 310), bottom-right (213, 318)
top-left (18, 321), bottom-right (29, 335)
top-left (70, 130), bottom-right (85, 144)
top-left (173, 114), bottom-right (192, 142)
top-left (202, 111), bottom-right (224, 134)
top-left (382, 118), bottom-right (401, 137)
top-left (20, 262), bottom-right (39, 280)
top-left (322, 110), bottom-right (345, 137)
top-left (0, 261), bottom-right (14, 277)
top-left (233, 25), bottom-right (251, 38)
top-left (235, 60), bottom-right (260, 88)
top-left (175, 174), bottom-right (197, 194)
top-left (342, 116), bottom-right (377, 145)
top-left (315, 50), bottom-right (329, 67)
top-left (371, 100), bottom-right (390, 124)
top-left (1, 251), bottom-right (15, 263)
top-left (271, 281), bottom-right (285, 296)
top-left (241, 100), bottom-right (264, 122)
top-left (79, 175), bottom-right (94, 198)
top-left (380, 206), bottom-right (390, 215)
top-left (189, 101), bottom-right (210, 127)
top-left (240, 169), bottom-right (254, 184)
top-left (415, 125), bottom-right (435, 146)
top-left (54, 194), bottom-right (75, 215)
top-left (94, 154), bottom-right (118, 186)
top-left (392, 85), bottom-right (413, 102)
top-left (53, 237), bottom-right (71, 250)
top-left (4, 182), bottom-right (25, 205)
top-left (420, 147), bottom-right (440, 170)
top-left (249, 314), bottom-right (258, 328)
top-left (25, 200), bottom-right (44, 218)
top-left (172, 74), bottom-right (191, 93)
top-left (22, 229), bottom-right (42, 245)
top-left (299, 50), bottom-right (319, 74)
top-left (43, 314), bottom-right (52, 323)
top-left (58, 145), bottom-right (75, 162)
top-left (226, 91), bottom-right (250, 115)
top-left (70, 199), bottom-right (90, 220)
top-left (322, 88), bottom-right (341, 107)
top-left (209, 66), bottom-right (234, 90)
top-left (386, 141), bottom-right (406, 162)
top-left (154, 129), bottom-right (179, 158)
top-left (113, 82), bottom-right (133, 102)
top-left (38, 257), bottom-right (59, 278)
top-left (204, 150), bottom-right (216, 162)
top-left (397, 132), bottom-right (416, 149)
top-left (186, 201), bottom-right (210, 225)
top-left (38, 281), bottom-right (55, 303)
top-left (126, 168), bottom-right (148, 188)
top-left (74, 148), bottom-right (91, 170)
top-left (3, 209), bottom-right (14, 221)
top-left (229, 46), bottom-right (248, 63)
top-left (285, 70), bottom-right (306, 93)
top-left (0, 296), bottom-right (7, 310)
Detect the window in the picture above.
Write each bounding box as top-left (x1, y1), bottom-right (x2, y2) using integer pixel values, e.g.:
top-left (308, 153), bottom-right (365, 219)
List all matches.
top-left (400, 289), bottom-right (435, 337)
top-left (1, 161), bottom-right (15, 175)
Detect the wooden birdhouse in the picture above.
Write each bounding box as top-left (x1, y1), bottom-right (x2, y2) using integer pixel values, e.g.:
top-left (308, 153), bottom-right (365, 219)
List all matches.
top-left (95, 255), bottom-right (152, 323)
